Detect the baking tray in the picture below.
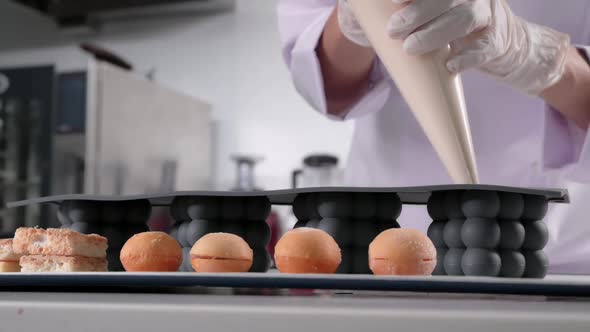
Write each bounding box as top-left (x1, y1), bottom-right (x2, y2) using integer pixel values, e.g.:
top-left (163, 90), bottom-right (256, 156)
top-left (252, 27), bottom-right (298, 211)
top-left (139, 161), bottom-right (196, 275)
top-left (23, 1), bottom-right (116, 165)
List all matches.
top-left (5, 185), bottom-right (569, 207)
top-left (0, 273), bottom-right (588, 297)
top-left (4, 185), bottom-right (569, 277)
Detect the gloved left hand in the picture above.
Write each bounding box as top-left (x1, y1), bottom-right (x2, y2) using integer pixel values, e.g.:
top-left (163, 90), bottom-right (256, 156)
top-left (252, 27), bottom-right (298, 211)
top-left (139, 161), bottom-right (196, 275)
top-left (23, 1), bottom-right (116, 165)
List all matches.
top-left (387, 0), bottom-right (571, 96)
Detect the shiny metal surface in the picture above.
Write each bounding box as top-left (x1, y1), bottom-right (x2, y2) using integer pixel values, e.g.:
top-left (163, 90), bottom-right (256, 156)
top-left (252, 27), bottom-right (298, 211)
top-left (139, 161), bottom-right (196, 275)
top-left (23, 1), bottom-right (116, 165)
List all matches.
top-left (0, 290), bottom-right (588, 332)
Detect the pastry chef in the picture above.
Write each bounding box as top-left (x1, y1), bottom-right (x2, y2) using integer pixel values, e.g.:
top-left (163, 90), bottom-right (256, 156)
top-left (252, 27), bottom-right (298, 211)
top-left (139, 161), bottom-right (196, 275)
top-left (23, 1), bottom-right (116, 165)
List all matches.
top-left (277, 0), bottom-right (590, 273)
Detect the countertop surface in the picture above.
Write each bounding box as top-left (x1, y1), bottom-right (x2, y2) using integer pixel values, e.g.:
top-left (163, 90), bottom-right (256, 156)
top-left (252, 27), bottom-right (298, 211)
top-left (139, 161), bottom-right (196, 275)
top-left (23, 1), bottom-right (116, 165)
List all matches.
top-left (1, 275), bottom-right (589, 331)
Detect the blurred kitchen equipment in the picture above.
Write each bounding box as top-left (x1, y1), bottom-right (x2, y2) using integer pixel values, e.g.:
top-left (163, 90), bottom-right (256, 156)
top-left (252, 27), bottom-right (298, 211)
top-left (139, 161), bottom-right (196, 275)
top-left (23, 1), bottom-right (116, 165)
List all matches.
top-left (231, 155), bottom-right (263, 191)
top-left (81, 43), bottom-right (157, 80)
top-left (148, 160), bottom-right (177, 232)
top-left (265, 209), bottom-right (280, 259)
top-left (292, 154), bottom-right (341, 188)
top-left (0, 66), bottom-right (54, 234)
top-left (80, 43), bottom-right (133, 71)
top-left (84, 59), bottom-right (212, 195)
top-left (229, 154), bottom-right (281, 264)
top-left (13, 0), bottom-right (237, 29)
top-left (347, 0), bottom-right (479, 184)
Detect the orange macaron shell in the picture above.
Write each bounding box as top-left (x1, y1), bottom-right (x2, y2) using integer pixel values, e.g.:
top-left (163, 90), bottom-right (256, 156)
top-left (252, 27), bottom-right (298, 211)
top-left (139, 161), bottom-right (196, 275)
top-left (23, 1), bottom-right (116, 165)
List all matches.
top-left (120, 232), bottom-right (183, 272)
top-left (190, 233), bottom-right (253, 273)
top-left (274, 228), bottom-right (341, 274)
top-left (368, 228), bottom-right (437, 276)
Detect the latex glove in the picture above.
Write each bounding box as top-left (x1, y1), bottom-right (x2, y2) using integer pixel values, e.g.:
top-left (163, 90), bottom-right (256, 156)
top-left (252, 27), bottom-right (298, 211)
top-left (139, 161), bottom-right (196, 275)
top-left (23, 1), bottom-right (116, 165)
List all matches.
top-left (387, 0), bottom-right (571, 96)
top-left (337, 0), bottom-right (372, 47)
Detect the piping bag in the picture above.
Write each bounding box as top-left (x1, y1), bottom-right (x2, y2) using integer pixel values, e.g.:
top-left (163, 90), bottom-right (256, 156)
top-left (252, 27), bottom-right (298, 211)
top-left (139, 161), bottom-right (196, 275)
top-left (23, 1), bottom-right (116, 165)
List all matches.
top-left (348, 0), bottom-right (479, 184)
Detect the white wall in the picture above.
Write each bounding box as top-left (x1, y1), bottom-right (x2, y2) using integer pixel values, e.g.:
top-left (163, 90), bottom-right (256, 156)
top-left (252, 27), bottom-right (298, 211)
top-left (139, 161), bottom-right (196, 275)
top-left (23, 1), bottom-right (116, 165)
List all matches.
top-left (0, 0), bottom-right (354, 190)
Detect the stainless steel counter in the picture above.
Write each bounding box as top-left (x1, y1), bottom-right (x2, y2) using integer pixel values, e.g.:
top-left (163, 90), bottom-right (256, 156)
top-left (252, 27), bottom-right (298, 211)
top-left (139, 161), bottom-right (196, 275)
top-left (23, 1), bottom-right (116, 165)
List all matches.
top-left (0, 289), bottom-right (588, 332)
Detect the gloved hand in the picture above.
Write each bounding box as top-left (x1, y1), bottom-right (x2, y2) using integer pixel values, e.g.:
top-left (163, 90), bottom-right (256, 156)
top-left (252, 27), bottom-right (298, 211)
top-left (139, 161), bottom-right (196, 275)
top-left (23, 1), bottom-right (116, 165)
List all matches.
top-left (337, 0), bottom-right (372, 48)
top-left (387, 0), bottom-right (571, 96)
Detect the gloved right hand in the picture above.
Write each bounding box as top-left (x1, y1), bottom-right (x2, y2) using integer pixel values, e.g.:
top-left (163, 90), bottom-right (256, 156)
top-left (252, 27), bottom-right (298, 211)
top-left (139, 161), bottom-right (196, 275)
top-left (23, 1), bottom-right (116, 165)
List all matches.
top-left (337, 0), bottom-right (372, 48)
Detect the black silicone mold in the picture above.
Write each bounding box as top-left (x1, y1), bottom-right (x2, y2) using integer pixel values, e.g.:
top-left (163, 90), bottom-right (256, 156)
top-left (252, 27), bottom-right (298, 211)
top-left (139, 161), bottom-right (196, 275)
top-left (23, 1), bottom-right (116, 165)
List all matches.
top-left (7, 185), bottom-right (567, 277)
top-left (170, 195), bottom-right (272, 273)
top-left (59, 200), bottom-right (151, 225)
top-left (58, 199), bottom-right (151, 271)
top-left (292, 192), bottom-right (402, 274)
top-left (427, 189), bottom-right (550, 278)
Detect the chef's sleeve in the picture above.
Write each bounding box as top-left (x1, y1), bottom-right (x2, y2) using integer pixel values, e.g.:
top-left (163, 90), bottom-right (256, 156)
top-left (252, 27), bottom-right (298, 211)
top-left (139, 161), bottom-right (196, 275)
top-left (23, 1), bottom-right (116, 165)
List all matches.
top-left (541, 46), bottom-right (590, 182)
top-left (277, 0), bottom-right (392, 121)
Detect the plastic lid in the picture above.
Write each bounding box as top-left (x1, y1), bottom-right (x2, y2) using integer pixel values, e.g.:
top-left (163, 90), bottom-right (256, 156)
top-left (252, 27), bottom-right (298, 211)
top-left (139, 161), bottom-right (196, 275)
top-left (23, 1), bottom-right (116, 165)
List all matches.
top-left (303, 154), bottom-right (338, 167)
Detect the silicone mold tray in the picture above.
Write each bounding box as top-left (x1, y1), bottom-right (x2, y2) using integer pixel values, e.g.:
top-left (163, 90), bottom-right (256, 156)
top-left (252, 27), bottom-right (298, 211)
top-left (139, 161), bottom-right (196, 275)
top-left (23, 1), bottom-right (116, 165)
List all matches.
top-left (169, 196), bottom-right (272, 272)
top-left (292, 192), bottom-right (402, 274)
top-left (57, 200), bottom-right (151, 271)
top-left (427, 190), bottom-right (551, 278)
top-left (7, 185), bottom-right (568, 277)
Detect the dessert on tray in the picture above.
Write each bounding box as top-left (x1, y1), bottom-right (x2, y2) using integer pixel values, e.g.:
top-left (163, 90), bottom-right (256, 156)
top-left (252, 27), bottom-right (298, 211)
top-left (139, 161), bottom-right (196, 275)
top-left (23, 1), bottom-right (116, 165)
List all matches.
top-left (13, 227), bottom-right (108, 272)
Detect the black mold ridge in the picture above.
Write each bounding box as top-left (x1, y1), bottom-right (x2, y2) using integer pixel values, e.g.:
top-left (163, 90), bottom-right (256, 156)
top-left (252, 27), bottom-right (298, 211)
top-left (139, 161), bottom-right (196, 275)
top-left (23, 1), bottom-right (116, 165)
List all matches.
top-left (45, 186), bottom-right (559, 277)
top-left (426, 190), bottom-right (550, 278)
top-left (59, 199), bottom-right (151, 271)
top-left (171, 196), bottom-right (273, 273)
top-left (292, 192), bottom-right (402, 274)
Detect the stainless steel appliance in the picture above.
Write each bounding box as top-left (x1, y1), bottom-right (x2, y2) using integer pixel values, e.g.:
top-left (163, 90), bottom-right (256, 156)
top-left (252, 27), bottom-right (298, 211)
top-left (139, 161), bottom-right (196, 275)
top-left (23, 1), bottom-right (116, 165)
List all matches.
top-left (291, 154), bottom-right (342, 188)
top-left (0, 66), bottom-right (54, 234)
top-left (84, 59), bottom-right (212, 195)
top-left (231, 155), bottom-right (263, 191)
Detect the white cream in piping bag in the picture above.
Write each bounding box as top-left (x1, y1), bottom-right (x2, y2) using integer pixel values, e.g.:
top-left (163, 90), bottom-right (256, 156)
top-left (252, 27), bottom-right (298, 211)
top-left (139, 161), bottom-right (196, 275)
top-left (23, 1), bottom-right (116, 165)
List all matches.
top-left (347, 0), bottom-right (479, 184)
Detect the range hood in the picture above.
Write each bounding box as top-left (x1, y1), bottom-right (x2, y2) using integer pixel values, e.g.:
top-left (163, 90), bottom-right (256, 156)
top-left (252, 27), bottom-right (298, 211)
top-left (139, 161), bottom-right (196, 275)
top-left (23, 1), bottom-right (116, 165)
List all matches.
top-left (12, 0), bottom-right (236, 27)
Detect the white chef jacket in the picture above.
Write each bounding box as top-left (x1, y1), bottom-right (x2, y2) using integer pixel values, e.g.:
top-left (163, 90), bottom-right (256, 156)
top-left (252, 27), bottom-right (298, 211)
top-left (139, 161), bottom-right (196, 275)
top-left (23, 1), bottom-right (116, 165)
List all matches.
top-left (277, 0), bottom-right (590, 274)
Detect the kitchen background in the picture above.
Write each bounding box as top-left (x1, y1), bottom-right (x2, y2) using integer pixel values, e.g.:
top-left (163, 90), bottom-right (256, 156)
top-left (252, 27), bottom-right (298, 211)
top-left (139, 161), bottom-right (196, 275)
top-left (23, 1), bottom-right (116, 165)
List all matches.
top-left (0, 0), bottom-right (354, 235)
